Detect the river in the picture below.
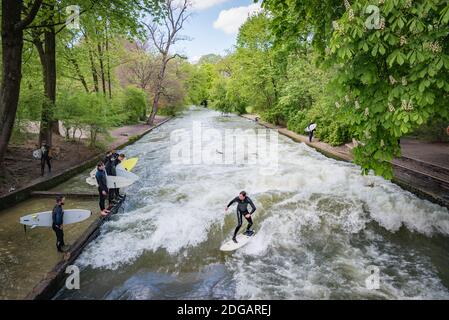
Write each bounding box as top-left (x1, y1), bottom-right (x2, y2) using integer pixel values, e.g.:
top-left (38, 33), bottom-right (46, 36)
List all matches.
top-left (55, 107), bottom-right (449, 299)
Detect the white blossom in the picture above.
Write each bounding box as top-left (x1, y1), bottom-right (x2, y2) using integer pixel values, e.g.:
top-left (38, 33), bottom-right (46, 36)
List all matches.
top-left (389, 75), bottom-right (397, 85)
top-left (364, 107), bottom-right (370, 116)
top-left (388, 102), bottom-right (395, 112)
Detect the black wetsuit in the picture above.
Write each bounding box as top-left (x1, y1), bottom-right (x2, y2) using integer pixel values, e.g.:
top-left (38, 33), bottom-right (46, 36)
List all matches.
top-left (113, 158), bottom-right (122, 198)
top-left (41, 147), bottom-right (52, 176)
top-left (105, 155), bottom-right (119, 202)
top-left (308, 124), bottom-right (315, 143)
top-left (95, 169), bottom-right (108, 211)
top-left (227, 196), bottom-right (256, 239)
top-left (52, 204), bottom-right (64, 252)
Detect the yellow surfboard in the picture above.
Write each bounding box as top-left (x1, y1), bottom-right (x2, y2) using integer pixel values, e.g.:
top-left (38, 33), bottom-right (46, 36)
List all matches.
top-left (120, 157), bottom-right (138, 171)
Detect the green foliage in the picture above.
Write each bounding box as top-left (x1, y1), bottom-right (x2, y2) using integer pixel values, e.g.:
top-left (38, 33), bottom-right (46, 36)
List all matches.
top-left (411, 118), bottom-right (449, 142)
top-left (324, 0), bottom-right (449, 178)
top-left (56, 92), bottom-right (121, 147)
top-left (114, 87), bottom-right (148, 124)
top-left (157, 105), bottom-right (183, 116)
top-left (192, 12), bottom-right (352, 147)
top-left (185, 62), bottom-right (217, 105)
top-left (259, 0), bottom-right (449, 179)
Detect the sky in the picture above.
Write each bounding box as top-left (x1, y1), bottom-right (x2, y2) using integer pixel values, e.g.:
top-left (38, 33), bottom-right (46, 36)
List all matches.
top-left (172, 0), bottom-right (262, 63)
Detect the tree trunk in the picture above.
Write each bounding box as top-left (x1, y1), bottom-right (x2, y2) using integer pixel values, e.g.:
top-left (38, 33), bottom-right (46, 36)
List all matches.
top-left (84, 35), bottom-right (99, 93)
top-left (0, 0), bottom-right (23, 164)
top-left (148, 88), bottom-right (161, 125)
top-left (34, 19), bottom-right (57, 146)
top-left (147, 56), bottom-right (168, 125)
top-left (89, 48), bottom-right (99, 93)
top-left (141, 84), bottom-right (148, 120)
top-left (97, 42), bottom-right (107, 96)
top-left (69, 57), bottom-right (89, 93)
top-left (105, 27), bottom-right (112, 99)
top-left (47, 20), bottom-right (58, 139)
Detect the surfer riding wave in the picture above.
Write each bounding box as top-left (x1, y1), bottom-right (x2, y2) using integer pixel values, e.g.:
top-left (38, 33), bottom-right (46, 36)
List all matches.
top-left (225, 191), bottom-right (256, 243)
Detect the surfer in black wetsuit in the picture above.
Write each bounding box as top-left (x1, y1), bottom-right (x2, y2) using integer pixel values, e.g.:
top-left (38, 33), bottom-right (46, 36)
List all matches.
top-left (225, 191), bottom-right (256, 243)
top-left (52, 196), bottom-right (65, 252)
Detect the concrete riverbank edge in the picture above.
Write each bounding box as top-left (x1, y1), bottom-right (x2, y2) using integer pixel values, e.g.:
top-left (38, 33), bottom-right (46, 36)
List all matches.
top-left (22, 117), bottom-right (173, 300)
top-left (0, 117), bottom-right (172, 212)
top-left (240, 114), bottom-right (449, 210)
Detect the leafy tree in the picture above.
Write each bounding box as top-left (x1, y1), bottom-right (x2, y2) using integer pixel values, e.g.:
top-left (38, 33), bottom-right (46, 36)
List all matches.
top-left (326, 0), bottom-right (449, 178)
top-left (259, 0), bottom-right (449, 179)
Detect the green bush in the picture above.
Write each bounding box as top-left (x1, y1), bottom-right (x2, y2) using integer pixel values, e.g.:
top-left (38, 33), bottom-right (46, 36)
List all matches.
top-left (114, 87), bottom-right (148, 124)
top-left (157, 105), bottom-right (184, 116)
top-left (410, 118), bottom-right (449, 142)
top-left (57, 91), bottom-right (121, 147)
top-left (262, 106), bottom-right (287, 126)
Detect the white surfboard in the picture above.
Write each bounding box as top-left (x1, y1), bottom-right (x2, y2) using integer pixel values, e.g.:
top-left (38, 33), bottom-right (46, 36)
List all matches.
top-left (90, 167), bottom-right (139, 182)
top-left (220, 231), bottom-right (256, 252)
top-left (32, 149), bottom-right (42, 160)
top-left (86, 175), bottom-right (134, 189)
top-left (116, 167), bottom-right (139, 181)
top-left (20, 209), bottom-right (92, 227)
top-left (305, 123), bottom-right (317, 132)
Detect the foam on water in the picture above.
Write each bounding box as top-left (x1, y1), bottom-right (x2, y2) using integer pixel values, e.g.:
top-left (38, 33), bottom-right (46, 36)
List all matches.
top-left (74, 108), bottom-right (449, 299)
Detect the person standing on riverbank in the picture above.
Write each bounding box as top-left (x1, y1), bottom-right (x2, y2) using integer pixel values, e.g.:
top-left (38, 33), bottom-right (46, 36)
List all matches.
top-left (307, 123), bottom-right (316, 143)
top-left (225, 191), bottom-right (256, 243)
top-left (113, 154), bottom-right (126, 200)
top-left (104, 150), bottom-right (119, 168)
top-left (106, 153), bottom-right (125, 203)
top-left (52, 196), bottom-right (65, 252)
top-left (40, 145), bottom-right (52, 176)
top-left (95, 162), bottom-right (110, 215)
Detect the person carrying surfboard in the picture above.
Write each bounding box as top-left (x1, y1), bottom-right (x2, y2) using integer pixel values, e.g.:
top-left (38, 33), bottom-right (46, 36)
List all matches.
top-left (40, 144), bottom-right (52, 176)
top-left (106, 153), bottom-right (126, 203)
top-left (225, 191), bottom-right (256, 243)
top-left (95, 162), bottom-right (110, 215)
top-left (52, 196), bottom-right (66, 252)
top-left (307, 122), bottom-right (316, 143)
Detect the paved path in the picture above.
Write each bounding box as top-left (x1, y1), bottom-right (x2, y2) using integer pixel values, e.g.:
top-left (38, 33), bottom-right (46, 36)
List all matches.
top-left (109, 116), bottom-right (166, 149)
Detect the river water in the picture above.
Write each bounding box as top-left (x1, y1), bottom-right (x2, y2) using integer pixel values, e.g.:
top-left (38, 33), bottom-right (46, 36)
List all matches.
top-left (55, 107), bottom-right (449, 299)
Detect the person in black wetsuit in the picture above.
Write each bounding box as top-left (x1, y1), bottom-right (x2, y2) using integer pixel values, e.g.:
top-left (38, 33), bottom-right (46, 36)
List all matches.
top-left (225, 191), bottom-right (256, 243)
top-left (307, 123), bottom-right (316, 143)
top-left (114, 154), bottom-right (125, 199)
top-left (52, 196), bottom-right (65, 252)
top-left (106, 153), bottom-right (125, 203)
top-left (104, 150), bottom-right (118, 168)
top-left (40, 144), bottom-right (52, 176)
top-left (95, 162), bottom-right (110, 215)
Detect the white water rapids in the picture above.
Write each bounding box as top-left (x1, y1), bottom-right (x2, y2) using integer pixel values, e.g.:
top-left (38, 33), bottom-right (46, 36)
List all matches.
top-left (56, 107), bottom-right (449, 300)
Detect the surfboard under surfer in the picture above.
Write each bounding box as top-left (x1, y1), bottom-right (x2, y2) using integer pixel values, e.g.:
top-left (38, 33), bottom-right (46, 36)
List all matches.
top-left (225, 191), bottom-right (256, 243)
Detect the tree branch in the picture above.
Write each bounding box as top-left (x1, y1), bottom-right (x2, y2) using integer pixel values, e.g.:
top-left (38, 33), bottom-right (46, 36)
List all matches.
top-left (15, 0), bottom-right (44, 31)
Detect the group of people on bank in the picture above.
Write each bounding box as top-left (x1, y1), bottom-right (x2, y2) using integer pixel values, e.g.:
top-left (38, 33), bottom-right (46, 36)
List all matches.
top-left (95, 150), bottom-right (126, 215)
top-left (49, 150), bottom-right (126, 252)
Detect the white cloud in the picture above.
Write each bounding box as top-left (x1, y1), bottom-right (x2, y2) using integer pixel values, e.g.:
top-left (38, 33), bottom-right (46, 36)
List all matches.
top-left (213, 3), bottom-right (262, 35)
top-left (191, 0), bottom-right (231, 11)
